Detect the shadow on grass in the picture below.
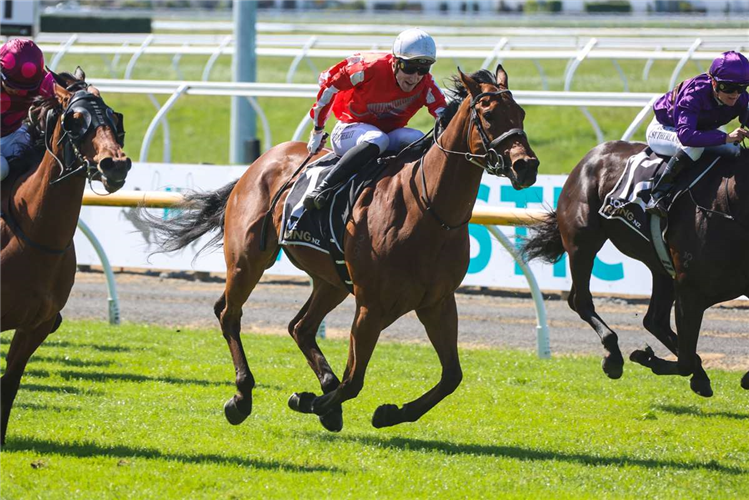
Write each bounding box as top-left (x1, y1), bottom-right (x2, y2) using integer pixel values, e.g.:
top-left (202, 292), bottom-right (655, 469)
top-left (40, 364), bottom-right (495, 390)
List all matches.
top-left (655, 404), bottom-right (749, 421)
top-left (21, 383), bottom-right (102, 396)
top-left (2, 337), bottom-right (131, 354)
top-left (4, 436), bottom-right (343, 474)
top-left (318, 434), bottom-right (745, 475)
top-left (30, 355), bottom-right (116, 368)
top-left (57, 370), bottom-right (280, 390)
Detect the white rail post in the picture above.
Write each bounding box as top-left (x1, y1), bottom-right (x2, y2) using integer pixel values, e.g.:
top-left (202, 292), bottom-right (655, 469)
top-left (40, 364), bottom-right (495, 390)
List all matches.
top-left (286, 35), bottom-right (318, 84)
top-left (202, 35), bottom-right (233, 81)
top-left (76, 219), bottom-right (120, 326)
top-left (668, 38), bottom-right (701, 91)
top-left (48, 34), bottom-right (78, 72)
top-left (139, 84), bottom-right (189, 163)
top-left (124, 34), bottom-right (154, 80)
top-left (244, 96), bottom-right (273, 152)
top-left (564, 38), bottom-right (597, 92)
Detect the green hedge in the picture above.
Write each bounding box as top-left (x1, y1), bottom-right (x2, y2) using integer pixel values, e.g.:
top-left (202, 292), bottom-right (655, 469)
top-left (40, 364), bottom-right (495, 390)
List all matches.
top-left (524, 1), bottom-right (563, 13)
top-left (585, 1), bottom-right (632, 13)
top-left (40, 15), bottom-right (151, 33)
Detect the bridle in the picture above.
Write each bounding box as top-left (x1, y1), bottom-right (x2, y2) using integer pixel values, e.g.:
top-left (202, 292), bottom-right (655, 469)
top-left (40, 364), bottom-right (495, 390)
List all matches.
top-left (419, 87), bottom-right (527, 230)
top-left (434, 88), bottom-right (526, 177)
top-left (45, 86), bottom-right (125, 187)
top-left (2, 83), bottom-right (126, 254)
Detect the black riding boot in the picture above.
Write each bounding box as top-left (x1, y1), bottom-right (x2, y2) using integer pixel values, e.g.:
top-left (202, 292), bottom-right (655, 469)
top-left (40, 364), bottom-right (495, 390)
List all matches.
top-left (303, 141), bottom-right (380, 210)
top-left (645, 149), bottom-right (693, 218)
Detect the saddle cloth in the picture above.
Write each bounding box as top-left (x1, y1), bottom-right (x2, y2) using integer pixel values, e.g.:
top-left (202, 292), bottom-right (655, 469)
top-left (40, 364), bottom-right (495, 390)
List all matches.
top-left (599, 147), bottom-right (720, 241)
top-left (279, 152), bottom-right (387, 293)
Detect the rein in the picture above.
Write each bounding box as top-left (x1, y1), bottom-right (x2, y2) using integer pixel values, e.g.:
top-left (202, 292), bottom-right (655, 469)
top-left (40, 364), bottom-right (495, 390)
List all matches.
top-left (419, 88), bottom-right (526, 231)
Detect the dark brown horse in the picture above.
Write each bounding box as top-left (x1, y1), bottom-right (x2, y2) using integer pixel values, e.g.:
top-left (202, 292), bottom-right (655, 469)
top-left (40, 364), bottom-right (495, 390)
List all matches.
top-left (523, 141), bottom-right (749, 397)
top-left (148, 67), bottom-right (539, 431)
top-left (0, 68), bottom-right (131, 444)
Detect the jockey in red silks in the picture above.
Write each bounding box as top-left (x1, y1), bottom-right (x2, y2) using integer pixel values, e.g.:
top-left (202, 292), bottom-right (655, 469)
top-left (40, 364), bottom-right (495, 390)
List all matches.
top-left (303, 28), bottom-right (447, 210)
top-left (645, 50), bottom-right (749, 217)
top-left (1, 38), bottom-right (56, 182)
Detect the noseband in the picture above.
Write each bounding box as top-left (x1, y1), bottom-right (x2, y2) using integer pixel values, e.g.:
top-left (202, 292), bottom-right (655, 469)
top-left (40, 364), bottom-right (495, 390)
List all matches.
top-left (435, 89), bottom-right (526, 177)
top-left (45, 87), bottom-right (125, 186)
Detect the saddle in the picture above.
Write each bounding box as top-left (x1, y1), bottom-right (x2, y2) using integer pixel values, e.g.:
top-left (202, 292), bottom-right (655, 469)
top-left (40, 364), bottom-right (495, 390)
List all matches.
top-left (278, 139), bottom-right (429, 293)
top-left (599, 147), bottom-right (721, 275)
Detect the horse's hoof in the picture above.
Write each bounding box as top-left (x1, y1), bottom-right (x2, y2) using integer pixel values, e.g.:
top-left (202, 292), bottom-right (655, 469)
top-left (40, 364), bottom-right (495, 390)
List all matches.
top-left (319, 407), bottom-right (343, 432)
top-left (690, 377), bottom-right (713, 398)
top-left (287, 392), bottom-right (316, 414)
top-left (224, 396), bottom-right (251, 425)
top-left (602, 354), bottom-right (624, 379)
top-left (372, 404), bottom-right (401, 429)
top-left (741, 372), bottom-right (749, 390)
top-left (629, 346), bottom-right (654, 366)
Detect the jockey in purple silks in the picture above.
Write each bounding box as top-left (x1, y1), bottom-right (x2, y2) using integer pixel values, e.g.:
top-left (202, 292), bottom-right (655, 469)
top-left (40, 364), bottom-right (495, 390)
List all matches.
top-left (644, 50), bottom-right (749, 217)
top-left (1, 38), bottom-right (56, 182)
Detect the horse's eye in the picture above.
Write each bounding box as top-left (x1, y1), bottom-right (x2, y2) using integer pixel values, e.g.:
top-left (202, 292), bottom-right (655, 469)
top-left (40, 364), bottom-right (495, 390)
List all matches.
top-left (482, 111), bottom-right (493, 122)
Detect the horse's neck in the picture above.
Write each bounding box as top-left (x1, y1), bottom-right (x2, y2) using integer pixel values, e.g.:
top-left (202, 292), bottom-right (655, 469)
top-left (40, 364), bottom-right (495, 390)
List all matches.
top-left (13, 124), bottom-right (86, 248)
top-left (420, 105), bottom-right (484, 224)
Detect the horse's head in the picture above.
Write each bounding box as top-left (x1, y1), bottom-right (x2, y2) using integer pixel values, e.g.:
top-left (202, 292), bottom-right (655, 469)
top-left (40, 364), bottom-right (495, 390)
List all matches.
top-left (453, 65), bottom-right (539, 189)
top-left (42, 67), bottom-right (131, 193)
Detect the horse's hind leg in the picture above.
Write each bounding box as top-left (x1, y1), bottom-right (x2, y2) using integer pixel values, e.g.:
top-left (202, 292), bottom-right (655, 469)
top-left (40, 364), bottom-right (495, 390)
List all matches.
top-left (287, 278), bottom-right (348, 432)
top-left (372, 294), bottom-right (462, 428)
top-left (565, 232), bottom-right (625, 378)
top-left (215, 253), bottom-right (268, 425)
top-left (674, 289), bottom-right (712, 397)
top-left (1, 314), bottom-right (61, 444)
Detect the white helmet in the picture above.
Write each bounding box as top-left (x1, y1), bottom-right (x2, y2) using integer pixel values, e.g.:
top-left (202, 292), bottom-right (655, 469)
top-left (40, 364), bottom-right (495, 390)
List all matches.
top-left (392, 28), bottom-right (437, 64)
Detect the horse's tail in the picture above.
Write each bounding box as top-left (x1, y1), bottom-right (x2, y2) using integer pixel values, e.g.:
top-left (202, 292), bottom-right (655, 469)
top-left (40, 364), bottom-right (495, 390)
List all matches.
top-left (521, 211), bottom-right (566, 264)
top-left (143, 180), bottom-right (238, 257)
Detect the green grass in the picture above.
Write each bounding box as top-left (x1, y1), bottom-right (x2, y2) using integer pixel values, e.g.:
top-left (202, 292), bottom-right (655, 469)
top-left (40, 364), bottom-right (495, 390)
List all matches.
top-left (2, 320), bottom-right (748, 499)
top-left (48, 50), bottom-right (743, 175)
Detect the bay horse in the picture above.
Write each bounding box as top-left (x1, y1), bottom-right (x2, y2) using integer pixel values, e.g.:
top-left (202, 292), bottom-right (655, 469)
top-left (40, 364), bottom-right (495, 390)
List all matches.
top-left (523, 140), bottom-right (749, 397)
top-left (0, 68), bottom-right (131, 444)
top-left (147, 66), bottom-right (539, 431)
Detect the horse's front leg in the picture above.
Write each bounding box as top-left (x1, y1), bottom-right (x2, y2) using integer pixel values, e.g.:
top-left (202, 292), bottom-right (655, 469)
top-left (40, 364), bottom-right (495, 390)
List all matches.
top-left (372, 294), bottom-right (462, 428)
top-left (307, 303), bottom-right (382, 421)
top-left (631, 273), bottom-right (711, 392)
top-left (287, 279), bottom-right (349, 432)
top-left (1, 314), bottom-right (61, 445)
top-left (674, 289), bottom-right (712, 397)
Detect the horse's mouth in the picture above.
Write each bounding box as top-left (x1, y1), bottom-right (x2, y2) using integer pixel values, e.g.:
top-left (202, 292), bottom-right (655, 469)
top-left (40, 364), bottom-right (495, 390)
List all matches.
top-left (102, 177), bottom-right (126, 193)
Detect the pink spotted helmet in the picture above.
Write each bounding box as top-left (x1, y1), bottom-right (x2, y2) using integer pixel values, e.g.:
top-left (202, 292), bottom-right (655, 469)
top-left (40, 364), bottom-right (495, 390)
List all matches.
top-left (0, 39), bottom-right (46, 91)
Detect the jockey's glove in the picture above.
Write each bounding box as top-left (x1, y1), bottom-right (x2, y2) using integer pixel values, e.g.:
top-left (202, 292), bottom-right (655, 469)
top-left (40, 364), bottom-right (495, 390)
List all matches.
top-left (307, 128), bottom-right (327, 155)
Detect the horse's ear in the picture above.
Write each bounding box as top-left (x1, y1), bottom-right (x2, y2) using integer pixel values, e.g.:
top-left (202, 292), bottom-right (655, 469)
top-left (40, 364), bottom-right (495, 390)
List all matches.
top-left (458, 67), bottom-right (482, 98)
top-left (53, 80), bottom-right (71, 104)
top-left (74, 66), bottom-right (86, 82)
top-left (495, 63), bottom-right (508, 88)
top-left (46, 67), bottom-right (68, 88)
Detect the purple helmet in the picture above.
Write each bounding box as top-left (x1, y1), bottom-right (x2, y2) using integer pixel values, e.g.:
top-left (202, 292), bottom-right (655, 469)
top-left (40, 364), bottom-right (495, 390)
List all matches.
top-left (709, 50), bottom-right (749, 84)
top-left (0, 39), bottom-right (45, 91)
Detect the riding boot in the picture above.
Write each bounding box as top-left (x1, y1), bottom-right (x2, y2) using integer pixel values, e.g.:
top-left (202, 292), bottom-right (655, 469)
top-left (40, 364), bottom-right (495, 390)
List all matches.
top-left (303, 142), bottom-right (380, 210)
top-left (645, 149), bottom-right (693, 218)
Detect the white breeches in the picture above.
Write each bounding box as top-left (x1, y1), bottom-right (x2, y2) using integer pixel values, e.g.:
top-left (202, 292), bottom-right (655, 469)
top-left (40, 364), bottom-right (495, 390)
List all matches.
top-left (645, 118), bottom-right (740, 161)
top-left (330, 121), bottom-right (424, 156)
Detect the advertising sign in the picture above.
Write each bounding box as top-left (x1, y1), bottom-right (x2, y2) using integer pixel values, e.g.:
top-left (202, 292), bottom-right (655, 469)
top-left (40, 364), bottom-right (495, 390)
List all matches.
top-left (75, 163), bottom-right (654, 296)
top-left (0, 0), bottom-right (39, 37)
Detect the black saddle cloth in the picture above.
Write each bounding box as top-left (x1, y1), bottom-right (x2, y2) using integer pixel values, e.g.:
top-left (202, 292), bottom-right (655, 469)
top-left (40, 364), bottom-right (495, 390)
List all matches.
top-left (279, 152), bottom-right (387, 292)
top-left (599, 147), bottom-right (721, 241)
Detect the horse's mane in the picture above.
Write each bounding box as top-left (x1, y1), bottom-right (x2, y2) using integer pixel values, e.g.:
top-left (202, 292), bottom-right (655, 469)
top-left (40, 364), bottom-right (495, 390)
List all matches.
top-left (440, 69), bottom-right (499, 126)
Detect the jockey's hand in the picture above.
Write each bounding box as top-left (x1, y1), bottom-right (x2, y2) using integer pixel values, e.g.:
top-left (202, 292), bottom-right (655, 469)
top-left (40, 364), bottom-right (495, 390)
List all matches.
top-left (307, 128), bottom-right (326, 155)
top-left (726, 127), bottom-right (749, 144)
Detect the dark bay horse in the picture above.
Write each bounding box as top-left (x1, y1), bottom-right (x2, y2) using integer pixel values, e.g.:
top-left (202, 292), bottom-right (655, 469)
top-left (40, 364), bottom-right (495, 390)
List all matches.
top-left (148, 66), bottom-right (539, 431)
top-left (0, 68), bottom-right (131, 444)
top-left (523, 140), bottom-right (749, 397)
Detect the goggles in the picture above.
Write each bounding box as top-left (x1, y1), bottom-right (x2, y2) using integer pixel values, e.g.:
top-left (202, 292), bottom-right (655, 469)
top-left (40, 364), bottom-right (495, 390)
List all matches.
top-left (397, 59), bottom-right (432, 76)
top-left (715, 81), bottom-right (748, 94)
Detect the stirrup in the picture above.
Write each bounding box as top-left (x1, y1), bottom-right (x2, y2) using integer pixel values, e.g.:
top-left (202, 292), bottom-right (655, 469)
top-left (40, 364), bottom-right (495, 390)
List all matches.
top-left (645, 197), bottom-right (668, 218)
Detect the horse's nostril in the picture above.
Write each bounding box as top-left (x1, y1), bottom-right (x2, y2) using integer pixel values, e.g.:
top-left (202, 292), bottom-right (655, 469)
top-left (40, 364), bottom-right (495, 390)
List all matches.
top-left (99, 157), bottom-right (113, 172)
